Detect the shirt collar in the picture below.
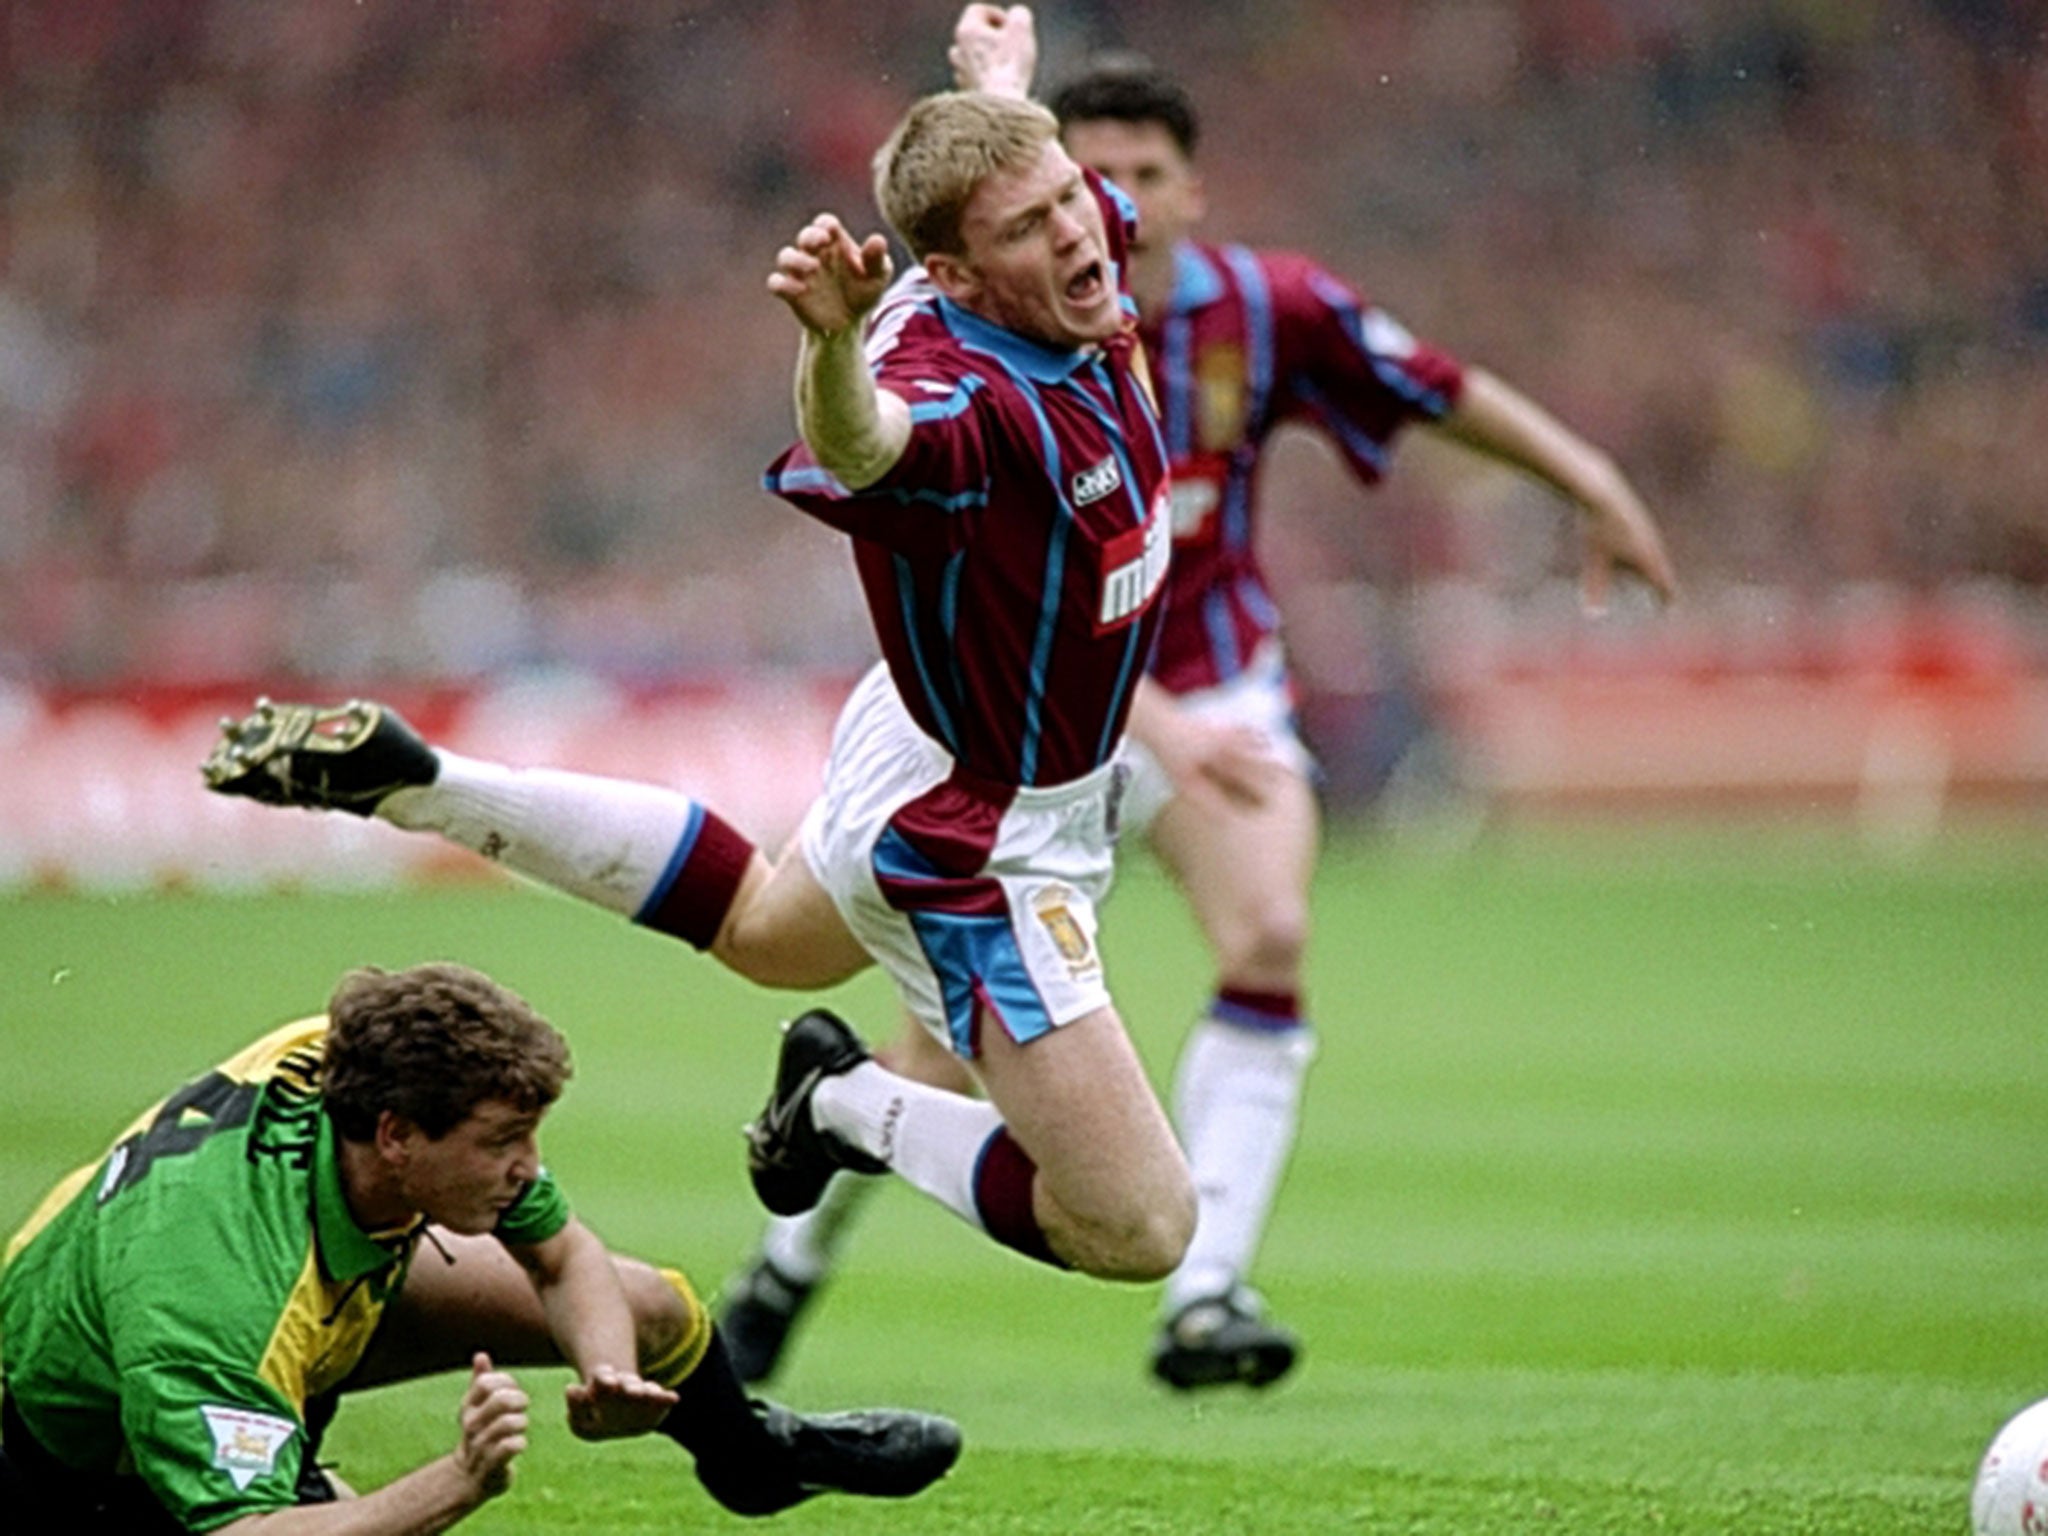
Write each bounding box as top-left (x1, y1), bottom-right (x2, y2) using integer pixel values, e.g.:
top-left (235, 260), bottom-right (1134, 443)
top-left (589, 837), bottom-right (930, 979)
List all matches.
top-left (937, 295), bottom-right (1095, 383)
top-left (314, 1112), bottom-right (417, 1283)
top-left (1169, 241), bottom-right (1225, 314)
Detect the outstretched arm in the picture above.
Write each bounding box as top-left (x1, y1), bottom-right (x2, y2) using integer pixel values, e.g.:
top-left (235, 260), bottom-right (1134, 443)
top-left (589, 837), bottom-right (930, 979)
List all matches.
top-left (949, 4), bottom-right (1037, 98)
top-left (1436, 366), bottom-right (1679, 613)
top-left (511, 1218), bottom-right (679, 1441)
top-left (768, 212), bottom-right (910, 489)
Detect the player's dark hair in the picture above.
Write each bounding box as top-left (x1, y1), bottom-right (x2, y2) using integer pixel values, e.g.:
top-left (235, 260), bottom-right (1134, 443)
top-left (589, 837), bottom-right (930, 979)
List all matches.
top-left (1048, 54), bottom-right (1200, 158)
top-left (322, 963), bottom-right (571, 1141)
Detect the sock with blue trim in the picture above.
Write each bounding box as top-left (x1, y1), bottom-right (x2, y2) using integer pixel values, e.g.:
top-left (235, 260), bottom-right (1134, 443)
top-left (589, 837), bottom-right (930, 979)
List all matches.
top-left (379, 753), bottom-right (752, 945)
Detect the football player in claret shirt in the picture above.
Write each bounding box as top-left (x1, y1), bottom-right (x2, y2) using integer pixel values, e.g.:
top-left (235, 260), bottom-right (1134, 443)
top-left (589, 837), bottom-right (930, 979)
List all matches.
top-left (203, 84), bottom-right (1246, 1295)
top-left (0, 963), bottom-right (958, 1532)
top-left (746, 84), bottom-right (1206, 1286)
top-left (716, 5), bottom-right (1679, 1394)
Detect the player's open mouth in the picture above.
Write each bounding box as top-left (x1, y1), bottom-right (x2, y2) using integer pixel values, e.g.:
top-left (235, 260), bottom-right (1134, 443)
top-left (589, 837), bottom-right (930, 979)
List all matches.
top-left (1065, 260), bottom-right (1104, 303)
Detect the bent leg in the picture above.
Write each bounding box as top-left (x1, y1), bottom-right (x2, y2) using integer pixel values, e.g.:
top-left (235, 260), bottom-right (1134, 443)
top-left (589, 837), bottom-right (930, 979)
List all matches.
top-left (752, 1016), bottom-right (973, 1285)
top-left (379, 756), bottom-right (870, 989)
top-left (1147, 765), bottom-right (1320, 1314)
top-left (710, 841), bottom-right (874, 988)
top-left (801, 1004), bottom-right (1192, 1281)
top-left (1149, 761), bottom-right (1319, 991)
top-left (970, 1005), bottom-right (1195, 1280)
top-left (353, 1232), bottom-right (955, 1516)
top-left (350, 1234), bottom-right (704, 1389)
top-left (722, 1011), bottom-right (981, 1384)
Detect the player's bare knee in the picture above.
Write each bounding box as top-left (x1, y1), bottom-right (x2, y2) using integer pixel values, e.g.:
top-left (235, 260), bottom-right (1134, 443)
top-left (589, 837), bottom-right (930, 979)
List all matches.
top-left (615, 1258), bottom-right (691, 1365)
top-left (709, 917), bottom-right (787, 987)
top-left (1111, 1200), bottom-right (1197, 1282)
top-left (1096, 1178), bottom-right (1197, 1281)
top-left (1142, 1209), bottom-right (1197, 1280)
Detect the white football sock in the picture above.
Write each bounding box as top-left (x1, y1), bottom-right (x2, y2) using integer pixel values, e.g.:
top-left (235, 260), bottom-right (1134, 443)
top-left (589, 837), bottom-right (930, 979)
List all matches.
top-left (378, 752), bottom-right (696, 917)
top-left (812, 1062), bottom-right (1005, 1230)
top-left (1164, 1014), bottom-right (1317, 1313)
top-left (759, 1173), bottom-right (882, 1286)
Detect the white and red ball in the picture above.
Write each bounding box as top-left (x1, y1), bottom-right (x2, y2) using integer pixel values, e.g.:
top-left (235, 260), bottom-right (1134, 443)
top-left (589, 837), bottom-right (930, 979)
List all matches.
top-left (1974, 1399), bottom-right (2048, 1536)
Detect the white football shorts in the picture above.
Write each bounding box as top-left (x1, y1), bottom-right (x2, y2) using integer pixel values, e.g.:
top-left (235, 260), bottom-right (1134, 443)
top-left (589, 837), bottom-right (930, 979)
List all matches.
top-left (1117, 637), bottom-right (1316, 838)
top-left (799, 663), bottom-right (1123, 1058)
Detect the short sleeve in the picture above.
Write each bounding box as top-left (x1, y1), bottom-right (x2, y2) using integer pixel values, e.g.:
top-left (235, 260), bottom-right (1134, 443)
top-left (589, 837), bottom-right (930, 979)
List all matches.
top-left (495, 1165), bottom-right (570, 1247)
top-left (765, 347), bottom-right (993, 554)
top-left (119, 1359), bottom-right (307, 1531)
top-left (1270, 253), bottom-right (1465, 444)
top-left (1269, 256), bottom-right (1466, 417)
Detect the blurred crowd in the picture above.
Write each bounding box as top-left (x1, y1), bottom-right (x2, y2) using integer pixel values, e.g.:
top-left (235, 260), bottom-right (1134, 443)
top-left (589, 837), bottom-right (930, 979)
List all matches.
top-left (3, 0), bottom-right (2045, 689)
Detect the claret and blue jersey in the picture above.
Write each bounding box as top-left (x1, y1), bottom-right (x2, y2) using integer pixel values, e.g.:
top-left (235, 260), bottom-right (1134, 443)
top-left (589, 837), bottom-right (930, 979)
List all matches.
top-left (767, 171), bottom-right (1171, 793)
top-left (1139, 239), bottom-right (1467, 694)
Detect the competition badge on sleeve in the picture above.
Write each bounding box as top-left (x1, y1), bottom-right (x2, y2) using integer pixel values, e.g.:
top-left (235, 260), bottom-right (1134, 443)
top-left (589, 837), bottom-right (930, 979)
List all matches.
top-left (201, 1405), bottom-right (298, 1491)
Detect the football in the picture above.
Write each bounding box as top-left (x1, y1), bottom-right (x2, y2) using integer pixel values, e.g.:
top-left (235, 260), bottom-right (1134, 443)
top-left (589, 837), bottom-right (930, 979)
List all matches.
top-left (1974, 1399), bottom-right (2048, 1536)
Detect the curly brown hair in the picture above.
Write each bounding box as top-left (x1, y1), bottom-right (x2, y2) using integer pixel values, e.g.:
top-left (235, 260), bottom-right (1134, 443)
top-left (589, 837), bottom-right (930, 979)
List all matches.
top-left (322, 963), bottom-right (572, 1142)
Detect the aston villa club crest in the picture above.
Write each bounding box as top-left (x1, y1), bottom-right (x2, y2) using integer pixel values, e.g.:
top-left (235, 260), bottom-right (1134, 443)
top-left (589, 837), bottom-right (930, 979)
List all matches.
top-left (1031, 883), bottom-right (1100, 978)
top-left (1196, 342), bottom-right (1247, 452)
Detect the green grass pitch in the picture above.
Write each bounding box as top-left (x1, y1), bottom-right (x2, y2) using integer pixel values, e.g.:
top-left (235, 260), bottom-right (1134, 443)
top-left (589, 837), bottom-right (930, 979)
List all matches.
top-left (4, 825), bottom-right (2045, 1532)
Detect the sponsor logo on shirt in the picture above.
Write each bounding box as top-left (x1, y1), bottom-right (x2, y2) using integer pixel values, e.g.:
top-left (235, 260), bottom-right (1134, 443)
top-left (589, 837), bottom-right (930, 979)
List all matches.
top-left (1096, 488), bottom-right (1172, 631)
top-left (1071, 456), bottom-right (1124, 506)
top-left (202, 1404), bottom-right (297, 1491)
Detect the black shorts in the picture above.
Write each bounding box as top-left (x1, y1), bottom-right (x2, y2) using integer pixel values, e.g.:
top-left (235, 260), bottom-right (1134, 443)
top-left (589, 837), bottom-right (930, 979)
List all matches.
top-left (1, 1391), bottom-right (338, 1532)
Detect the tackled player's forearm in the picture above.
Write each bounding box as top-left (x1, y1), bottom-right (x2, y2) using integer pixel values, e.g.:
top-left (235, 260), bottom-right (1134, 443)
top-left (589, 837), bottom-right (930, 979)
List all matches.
top-left (793, 328), bottom-right (912, 491)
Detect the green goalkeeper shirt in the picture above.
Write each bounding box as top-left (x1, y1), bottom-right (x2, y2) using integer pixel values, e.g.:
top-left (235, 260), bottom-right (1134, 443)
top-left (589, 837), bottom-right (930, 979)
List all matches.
top-left (0, 1017), bottom-right (570, 1530)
